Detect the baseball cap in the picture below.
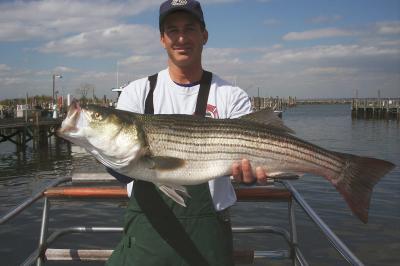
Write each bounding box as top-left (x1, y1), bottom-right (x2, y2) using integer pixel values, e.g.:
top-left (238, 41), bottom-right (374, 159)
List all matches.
top-left (159, 0), bottom-right (205, 30)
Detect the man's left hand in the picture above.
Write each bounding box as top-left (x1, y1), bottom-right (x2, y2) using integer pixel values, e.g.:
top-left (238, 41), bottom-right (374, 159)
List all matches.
top-left (231, 159), bottom-right (269, 185)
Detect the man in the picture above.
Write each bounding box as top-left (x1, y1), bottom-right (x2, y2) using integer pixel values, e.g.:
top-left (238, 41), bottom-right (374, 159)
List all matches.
top-left (107, 1), bottom-right (267, 265)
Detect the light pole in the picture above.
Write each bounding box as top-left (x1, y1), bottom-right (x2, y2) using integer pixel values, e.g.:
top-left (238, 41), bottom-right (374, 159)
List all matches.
top-left (116, 61), bottom-right (120, 94)
top-left (52, 74), bottom-right (62, 106)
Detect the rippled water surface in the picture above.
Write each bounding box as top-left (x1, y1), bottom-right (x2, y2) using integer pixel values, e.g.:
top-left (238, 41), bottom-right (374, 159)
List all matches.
top-left (1, 104), bottom-right (399, 265)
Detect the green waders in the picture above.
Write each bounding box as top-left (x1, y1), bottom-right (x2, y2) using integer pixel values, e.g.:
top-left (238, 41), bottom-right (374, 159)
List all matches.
top-left (106, 183), bottom-right (234, 266)
top-left (106, 71), bottom-right (234, 265)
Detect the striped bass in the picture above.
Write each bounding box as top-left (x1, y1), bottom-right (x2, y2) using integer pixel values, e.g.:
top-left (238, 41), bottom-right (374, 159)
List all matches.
top-left (58, 101), bottom-right (395, 223)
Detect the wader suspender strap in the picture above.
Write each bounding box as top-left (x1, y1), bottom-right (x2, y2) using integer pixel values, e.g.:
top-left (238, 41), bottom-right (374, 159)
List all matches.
top-left (194, 70), bottom-right (212, 116)
top-left (144, 73), bottom-right (157, 115)
top-left (134, 71), bottom-right (212, 266)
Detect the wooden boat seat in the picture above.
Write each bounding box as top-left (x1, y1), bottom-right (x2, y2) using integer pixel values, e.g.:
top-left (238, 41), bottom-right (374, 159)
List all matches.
top-left (44, 186), bottom-right (292, 201)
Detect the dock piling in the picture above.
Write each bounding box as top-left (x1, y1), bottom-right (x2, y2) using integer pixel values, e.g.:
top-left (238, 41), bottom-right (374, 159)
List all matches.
top-left (351, 98), bottom-right (400, 120)
top-left (0, 117), bottom-right (61, 150)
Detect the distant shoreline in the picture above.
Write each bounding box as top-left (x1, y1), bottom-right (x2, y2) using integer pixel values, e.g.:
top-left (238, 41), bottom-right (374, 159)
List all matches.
top-left (296, 99), bottom-right (352, 104)
top-left (286, 98), bottom-right (399, 105)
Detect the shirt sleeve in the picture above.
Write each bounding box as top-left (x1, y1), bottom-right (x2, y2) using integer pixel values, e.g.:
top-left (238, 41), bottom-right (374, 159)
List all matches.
top-left (227, 87), bottom-right (253, 118)
top-left (116, 77), bottom-right (148, 113)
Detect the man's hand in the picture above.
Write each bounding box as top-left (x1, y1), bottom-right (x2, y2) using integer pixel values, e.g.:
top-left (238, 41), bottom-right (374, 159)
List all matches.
top-left (231, 159), bottom-right (268, 185)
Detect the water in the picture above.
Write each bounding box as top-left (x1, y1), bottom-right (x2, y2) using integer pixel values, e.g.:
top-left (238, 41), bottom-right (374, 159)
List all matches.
top-left (0, 104), bottom-right (399, 265)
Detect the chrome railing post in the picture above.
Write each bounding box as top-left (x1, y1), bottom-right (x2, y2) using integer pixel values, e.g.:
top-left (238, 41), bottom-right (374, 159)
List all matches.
top-left (288, 196), bottom-right (309, 266)
top-left (282, 181), bottom-right (364, 266)
top-left (36, 197), bottom-right (50, 266)
top-left (288, 197), bottom-right (297, 265)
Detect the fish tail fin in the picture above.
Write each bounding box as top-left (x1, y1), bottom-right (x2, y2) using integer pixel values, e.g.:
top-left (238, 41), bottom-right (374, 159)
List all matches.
top-left (332, 152), bottom-right (395, 223)
top-left (158, 184), bottom-right (189, 207)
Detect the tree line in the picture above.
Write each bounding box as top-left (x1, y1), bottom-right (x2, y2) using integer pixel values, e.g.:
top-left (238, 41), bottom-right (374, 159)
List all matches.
top-left (1, 83), bottom-right (109, 107)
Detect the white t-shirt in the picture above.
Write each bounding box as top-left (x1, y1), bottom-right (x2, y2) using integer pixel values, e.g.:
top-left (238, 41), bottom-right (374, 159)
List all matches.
top-left (117, 68), bottom-right (252, 211)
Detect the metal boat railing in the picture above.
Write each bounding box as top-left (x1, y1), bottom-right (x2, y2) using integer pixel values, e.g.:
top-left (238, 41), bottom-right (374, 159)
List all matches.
top-left (0, 173), bottom-right (364, 265)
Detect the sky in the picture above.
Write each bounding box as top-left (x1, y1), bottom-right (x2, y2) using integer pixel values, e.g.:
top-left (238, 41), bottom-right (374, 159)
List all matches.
top-left (0, 0), bottom-right (399, 101)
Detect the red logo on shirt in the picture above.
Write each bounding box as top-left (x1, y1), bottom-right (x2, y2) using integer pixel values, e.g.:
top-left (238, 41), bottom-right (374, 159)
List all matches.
top-left (206, 104), bottom-right (219, 118)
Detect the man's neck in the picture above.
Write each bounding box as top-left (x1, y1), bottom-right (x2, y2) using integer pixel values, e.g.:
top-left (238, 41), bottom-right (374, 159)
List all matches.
top-left (168, 63), bottom-right (203, 84)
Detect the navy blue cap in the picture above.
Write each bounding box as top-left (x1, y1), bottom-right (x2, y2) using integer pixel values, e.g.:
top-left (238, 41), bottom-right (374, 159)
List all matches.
top-left (159, 0), bottom-right (205, 30)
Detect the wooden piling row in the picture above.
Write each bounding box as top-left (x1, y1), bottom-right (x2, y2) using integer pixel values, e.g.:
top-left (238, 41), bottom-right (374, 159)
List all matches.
top-left (351, 98), bottom-right (400, 120)
top-left (0, 118), bottom-right (62, 150)
top-left (251, 96), bottom-right (297, 111)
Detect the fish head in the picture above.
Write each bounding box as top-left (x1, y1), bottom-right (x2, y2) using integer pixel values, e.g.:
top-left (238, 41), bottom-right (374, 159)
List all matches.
top-left (58, 100), bottom-right (145, 169)
top-left (58, 99), bottom-right (82, 134)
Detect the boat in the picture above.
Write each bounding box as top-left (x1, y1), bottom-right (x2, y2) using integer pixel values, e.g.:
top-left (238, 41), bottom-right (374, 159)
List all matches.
top-left (0, 173), bottom-right (364, 265)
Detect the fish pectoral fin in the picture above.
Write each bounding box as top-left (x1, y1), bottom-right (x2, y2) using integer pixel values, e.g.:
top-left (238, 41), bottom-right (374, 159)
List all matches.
top-left (158, 184), bottom-right (189, 207)
top-left (240, 108), bottom-right (295, 134)
top-left (145, 156), bottom-right (186, 170)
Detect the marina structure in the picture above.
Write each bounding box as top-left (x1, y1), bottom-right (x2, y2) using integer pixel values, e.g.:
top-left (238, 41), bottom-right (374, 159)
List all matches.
top-left (251, 96), bottom-right (297, 111)
top-left (351, 98), bottom-right (400, 120)
top-left (0, 111), bottom-right (62, 150)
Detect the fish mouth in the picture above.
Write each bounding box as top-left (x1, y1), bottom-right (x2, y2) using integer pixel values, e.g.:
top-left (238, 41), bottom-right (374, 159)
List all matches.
top-left (58, 99), bottom-right (83, 135)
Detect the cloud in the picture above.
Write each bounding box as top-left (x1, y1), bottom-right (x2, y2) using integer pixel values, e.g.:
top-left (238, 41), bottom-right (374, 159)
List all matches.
top-left (0, 64), bottom-right (11, 72)
top-left (198, 43), bottom-right (399, 98)
top-left (0, 67), bottom-right (34, 90)
top-left (302, 67), bottom-right (358, 76)
top-left (283, 28), bottom-right (353, 41)
top-left (117, 54), bottom-right (167, 81)
top-left (32, 66), bottom-right (78, 77)
top-left (53, 66), bottom-right (79, 74)
top-left (0, 0), bottom-right (248, 42)
top-left (263, 19), bottom-right (280, 26)
top-left (262, 44), bottom-right (399, 64)
top-left (120, 55), bottom-right (160, 66)
top-left (2, 41), bottom-right (399, 100)
top-left (376, 21), bottom-right (400, 35)
top-left (38, 24), bottom-right (161, 58)
top-left (308, 15), bottom-right (342, 24)
top-left (0, 0), bottom-right (160, 41)
top-left (377, 39), bottom-right (400, 46)
top-left (202, 0), bottom-right (243, 2)
top-left (0, 77), bottom-right (25, 86)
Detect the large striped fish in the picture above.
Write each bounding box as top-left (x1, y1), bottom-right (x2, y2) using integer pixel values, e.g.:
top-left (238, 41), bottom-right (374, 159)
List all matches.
top-left (58, 101), bottom-right (395, 223)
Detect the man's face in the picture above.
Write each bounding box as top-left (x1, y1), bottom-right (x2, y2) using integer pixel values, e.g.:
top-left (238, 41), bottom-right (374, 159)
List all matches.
top-left (160, 11), bottom-right (208, 69)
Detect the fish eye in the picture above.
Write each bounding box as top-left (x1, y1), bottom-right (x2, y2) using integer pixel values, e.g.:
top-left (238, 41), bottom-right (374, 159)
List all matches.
top-left (94, 112), bottom-right (102, 120)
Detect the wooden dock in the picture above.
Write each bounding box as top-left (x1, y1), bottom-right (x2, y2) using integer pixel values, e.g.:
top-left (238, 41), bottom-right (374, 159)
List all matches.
top-left (251, 96), bottom-right (296, 111)
top-left (0, 112), bottom-right (62, 150)
top-left (351, 98), bottom-right (400, 120)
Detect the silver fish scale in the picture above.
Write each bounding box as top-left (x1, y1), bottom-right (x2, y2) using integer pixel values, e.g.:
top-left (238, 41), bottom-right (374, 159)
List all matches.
top-left (139, 115), bottom-right (345, 176)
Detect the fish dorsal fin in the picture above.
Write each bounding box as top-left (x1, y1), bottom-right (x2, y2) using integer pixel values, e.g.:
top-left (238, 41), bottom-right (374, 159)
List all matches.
top-left (240, 108), bottom-right (295, 134)
top-left (144, 156), bottom-right (186, 170)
